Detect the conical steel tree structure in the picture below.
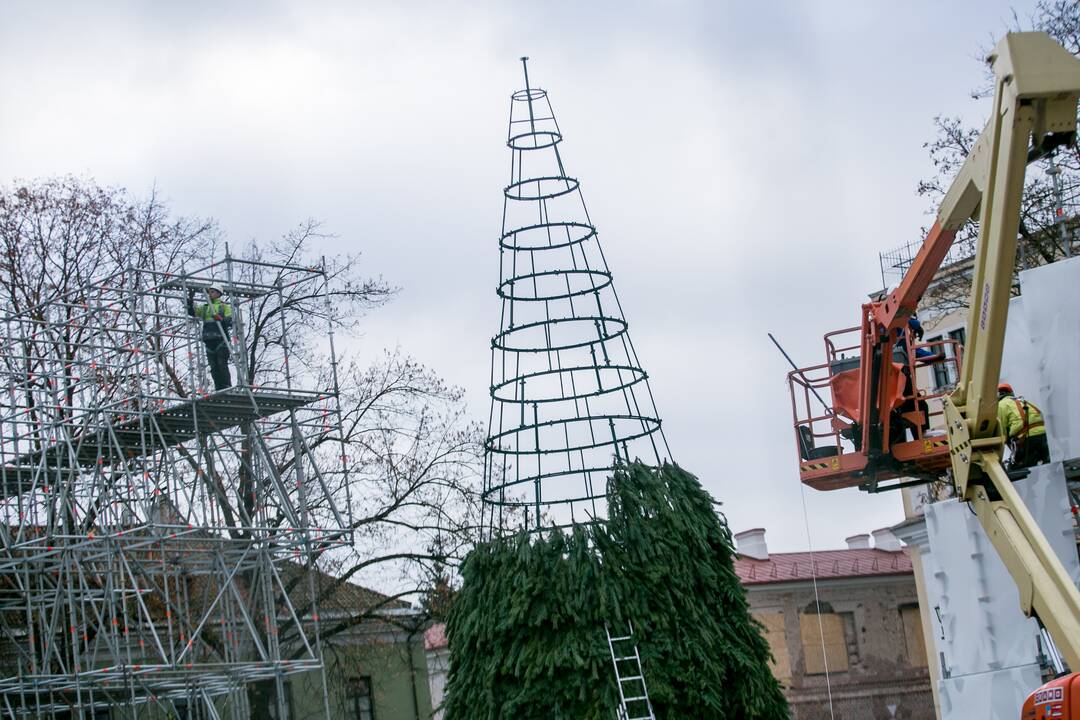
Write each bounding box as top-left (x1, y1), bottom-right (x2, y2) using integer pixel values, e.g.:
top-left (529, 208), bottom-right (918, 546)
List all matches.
top-left (445, 62), bottom-right (788, 720)
top-left (483, 59), bottom-right (671, 535)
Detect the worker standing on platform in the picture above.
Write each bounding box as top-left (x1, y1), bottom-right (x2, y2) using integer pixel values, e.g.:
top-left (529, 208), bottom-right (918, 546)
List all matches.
top-left (894, 314), bottom-right (936, 362)
top-left (892, 314), bottom-right (934, 442)
top-left (997, 383), bottom-right (1050, 469)
top-left (187, 285), bottom-right (233, 391)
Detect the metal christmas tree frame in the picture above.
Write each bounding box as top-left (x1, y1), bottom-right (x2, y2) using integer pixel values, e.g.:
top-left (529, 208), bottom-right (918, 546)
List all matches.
top-left (483, 59), bottom-right (671, 535)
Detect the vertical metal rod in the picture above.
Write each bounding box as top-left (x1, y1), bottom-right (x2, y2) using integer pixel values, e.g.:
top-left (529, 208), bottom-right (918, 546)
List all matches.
top-left (1048, 153), bottom-right (1071, 258)
top-left (520, 56), bottom-right (537, 134)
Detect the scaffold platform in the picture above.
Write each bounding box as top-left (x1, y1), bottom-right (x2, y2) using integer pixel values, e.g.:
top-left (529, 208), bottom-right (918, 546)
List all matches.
top-left (1, 388), bottom-right (323, 492)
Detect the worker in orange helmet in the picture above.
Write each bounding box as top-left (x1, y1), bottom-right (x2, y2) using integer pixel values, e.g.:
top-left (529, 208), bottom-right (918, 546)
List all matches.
top-left (997, 383), bottom-right (1049, 469)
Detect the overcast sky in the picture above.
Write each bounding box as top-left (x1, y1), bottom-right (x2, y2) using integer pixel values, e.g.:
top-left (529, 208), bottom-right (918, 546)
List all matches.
top-left (0, 1), bottom-right (1040, 554)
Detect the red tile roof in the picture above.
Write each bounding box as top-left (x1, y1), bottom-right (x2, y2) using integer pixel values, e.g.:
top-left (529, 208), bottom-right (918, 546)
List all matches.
top-left (735, 548), bottom-right (913, 585)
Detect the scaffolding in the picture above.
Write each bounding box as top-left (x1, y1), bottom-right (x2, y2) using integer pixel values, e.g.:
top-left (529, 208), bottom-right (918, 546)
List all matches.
top-left (482, 58), bottom-right (671, 535)
top-left (0, 257), bottom-right (350, 718)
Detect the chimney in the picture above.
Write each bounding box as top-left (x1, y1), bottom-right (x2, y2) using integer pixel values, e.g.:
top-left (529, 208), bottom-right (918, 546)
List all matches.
top-left (845, 533), bottom-right (871, 550)
top-left (872, 527), bottom-right (902, 552)
top-left (734, 528), bottom-right (769, 560)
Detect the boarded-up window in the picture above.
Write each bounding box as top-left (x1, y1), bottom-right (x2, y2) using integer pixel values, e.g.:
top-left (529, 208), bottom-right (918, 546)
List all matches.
top-left (800, 612), bottom-right (849, 674)
top-left (900, 605), bottom-right (929, 667)
top-left (753, 611), bottom-right (791, 682)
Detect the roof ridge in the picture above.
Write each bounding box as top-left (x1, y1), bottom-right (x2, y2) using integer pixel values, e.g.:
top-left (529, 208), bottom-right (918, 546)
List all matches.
top-left (733, 546), bottom-right (914, 586)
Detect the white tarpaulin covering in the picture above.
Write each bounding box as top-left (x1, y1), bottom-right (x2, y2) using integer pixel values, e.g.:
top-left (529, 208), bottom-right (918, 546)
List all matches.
top-left (924, 463), bottom-right (1078, 719)
top-left (914, 257), bottom-right (1080, 719)
top-left (1010, 255), bottom-right (1080, 461)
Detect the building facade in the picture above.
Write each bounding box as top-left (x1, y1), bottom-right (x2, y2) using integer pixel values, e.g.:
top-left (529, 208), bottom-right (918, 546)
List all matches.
top-left (733, 528), bottom-right (935, 720)
top-left (287, 618), bottom-right (433, 720)
top-left (424, 625), bottom-right (449, 720)
top-left (273, 567), bottom-right (435, 720)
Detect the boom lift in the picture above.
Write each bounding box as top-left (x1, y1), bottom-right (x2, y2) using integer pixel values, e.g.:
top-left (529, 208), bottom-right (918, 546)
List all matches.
top-left (786, 33), bottom-right (1080, 717)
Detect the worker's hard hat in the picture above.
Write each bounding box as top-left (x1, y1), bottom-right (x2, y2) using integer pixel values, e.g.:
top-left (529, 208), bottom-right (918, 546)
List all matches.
top-left (998, 383), bottom-right (1014, 395)
top-left (207, 285), bottom-right (223, 295)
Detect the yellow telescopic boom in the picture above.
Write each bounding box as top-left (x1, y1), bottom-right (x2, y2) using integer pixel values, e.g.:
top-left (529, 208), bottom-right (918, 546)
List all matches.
top-left (940, 32), bottom-right (1080, 669)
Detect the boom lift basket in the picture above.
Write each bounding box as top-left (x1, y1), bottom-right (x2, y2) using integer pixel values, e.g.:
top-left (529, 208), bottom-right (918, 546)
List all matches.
top-left (788, 320), bottom-right (962, 492)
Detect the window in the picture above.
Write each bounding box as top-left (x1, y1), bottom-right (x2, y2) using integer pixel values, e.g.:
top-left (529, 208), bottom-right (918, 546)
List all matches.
top-left (927, 335), bottom-right (946, 388)
top-left (348, 676), bottom-right (375, 720)
top-left (900, 604), bottom-right (929, 668)
top-left (171, 699), bottom-right (193, 720)
top-left (841, 612), bottom-right (861, 665)
top-left (251, 680), bottom-right (293, 719)
top-left (931, 327), bottom-right (966, 391)
top-left (752, 611), bottom-right (791, 682)
top-left (799, 604), bottom-right (850, 674)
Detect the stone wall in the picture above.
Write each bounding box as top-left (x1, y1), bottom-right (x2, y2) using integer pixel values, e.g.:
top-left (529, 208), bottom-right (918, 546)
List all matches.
top-left (746, 573), bottom-right (935, 720)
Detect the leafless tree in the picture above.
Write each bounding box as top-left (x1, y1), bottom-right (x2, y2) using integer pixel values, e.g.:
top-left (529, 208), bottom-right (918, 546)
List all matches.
top-left (206, 222), bottom-right (485, 619)
top-left (915, 1), bottom-right (1080, 317)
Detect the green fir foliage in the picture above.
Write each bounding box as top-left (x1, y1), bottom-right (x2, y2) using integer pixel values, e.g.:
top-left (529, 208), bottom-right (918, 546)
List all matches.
top-left (443, 461), bottom-right (789, 719)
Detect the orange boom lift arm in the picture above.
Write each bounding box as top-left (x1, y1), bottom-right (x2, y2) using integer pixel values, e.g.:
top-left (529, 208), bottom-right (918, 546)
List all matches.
top-left (786, 33), bottom-right (1080, 718)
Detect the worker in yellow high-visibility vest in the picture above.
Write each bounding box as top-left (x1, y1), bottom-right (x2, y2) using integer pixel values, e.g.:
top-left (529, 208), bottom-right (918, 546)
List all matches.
top-left (187, 285), bottom-right (233, 391)
top-left (997, 383), bottom-right (1049, 469)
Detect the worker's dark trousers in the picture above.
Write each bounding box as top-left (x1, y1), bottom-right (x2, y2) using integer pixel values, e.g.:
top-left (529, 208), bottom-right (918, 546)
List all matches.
top-left (204, 338), bottom-right (232, 391)
top-left (1011, 434), bottom-right (1050, 469)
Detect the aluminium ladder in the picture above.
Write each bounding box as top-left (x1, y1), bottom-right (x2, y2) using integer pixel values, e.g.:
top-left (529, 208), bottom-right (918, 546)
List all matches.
top-left (606, 621), bottom-right (657, 720)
